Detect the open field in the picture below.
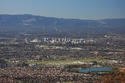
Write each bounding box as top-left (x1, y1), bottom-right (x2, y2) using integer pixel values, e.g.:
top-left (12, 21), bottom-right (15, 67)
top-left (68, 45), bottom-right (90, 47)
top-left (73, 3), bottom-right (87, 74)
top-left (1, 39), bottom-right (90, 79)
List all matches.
top-left (26, 58), bottom-right (103, 66)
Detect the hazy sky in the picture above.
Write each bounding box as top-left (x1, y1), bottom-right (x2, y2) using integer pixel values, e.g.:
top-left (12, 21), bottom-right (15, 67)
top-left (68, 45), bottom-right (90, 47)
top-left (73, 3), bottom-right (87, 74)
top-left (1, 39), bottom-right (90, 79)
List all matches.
top-left (0, 0), bottom-right (125, 19)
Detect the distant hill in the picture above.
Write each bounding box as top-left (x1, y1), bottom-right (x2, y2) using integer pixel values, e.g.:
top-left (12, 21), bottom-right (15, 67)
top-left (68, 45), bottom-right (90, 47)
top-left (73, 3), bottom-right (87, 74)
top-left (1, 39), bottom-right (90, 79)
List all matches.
top-left (0, 14), bottom-right (125, 34)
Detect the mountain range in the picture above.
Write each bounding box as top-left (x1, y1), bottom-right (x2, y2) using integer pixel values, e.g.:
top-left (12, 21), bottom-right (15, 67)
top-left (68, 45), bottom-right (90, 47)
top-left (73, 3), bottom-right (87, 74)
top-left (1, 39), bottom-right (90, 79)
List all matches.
top-left (0, 14), bottom-right (125, 34)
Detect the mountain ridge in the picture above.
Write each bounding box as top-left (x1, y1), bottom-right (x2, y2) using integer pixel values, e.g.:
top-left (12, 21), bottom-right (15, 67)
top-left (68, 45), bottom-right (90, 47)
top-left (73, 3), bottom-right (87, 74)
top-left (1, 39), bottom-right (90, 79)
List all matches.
top-left (0, 14), bottom-right (125, 34)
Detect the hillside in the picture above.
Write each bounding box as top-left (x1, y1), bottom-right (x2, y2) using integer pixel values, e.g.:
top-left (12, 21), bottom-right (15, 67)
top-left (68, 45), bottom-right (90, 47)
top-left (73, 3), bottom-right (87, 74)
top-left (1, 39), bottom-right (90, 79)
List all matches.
top-left (0, 14), bottom-right (125, 34)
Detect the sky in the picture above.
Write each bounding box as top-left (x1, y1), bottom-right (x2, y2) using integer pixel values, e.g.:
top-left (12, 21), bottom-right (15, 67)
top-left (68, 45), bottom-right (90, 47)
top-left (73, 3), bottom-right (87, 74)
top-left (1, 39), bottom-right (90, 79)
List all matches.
top-left (0, 0), bottom-right (125, 19)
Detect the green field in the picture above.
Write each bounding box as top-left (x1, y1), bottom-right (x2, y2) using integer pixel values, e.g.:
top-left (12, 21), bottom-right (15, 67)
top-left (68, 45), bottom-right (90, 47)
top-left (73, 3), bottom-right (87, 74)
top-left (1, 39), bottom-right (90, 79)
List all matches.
top-left (26, 58), bottom-right (103, 66)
